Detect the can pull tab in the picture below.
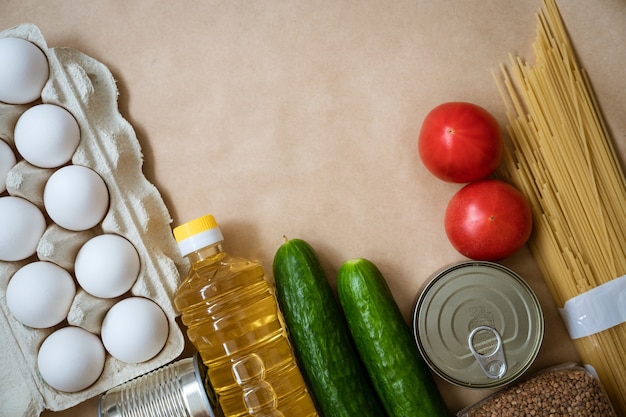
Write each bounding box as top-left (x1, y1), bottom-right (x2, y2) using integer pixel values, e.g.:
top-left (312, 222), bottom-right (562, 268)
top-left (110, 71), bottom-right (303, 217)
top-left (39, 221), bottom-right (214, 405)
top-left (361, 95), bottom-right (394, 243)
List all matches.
top-left (468, 326), bottom-right (507, 379)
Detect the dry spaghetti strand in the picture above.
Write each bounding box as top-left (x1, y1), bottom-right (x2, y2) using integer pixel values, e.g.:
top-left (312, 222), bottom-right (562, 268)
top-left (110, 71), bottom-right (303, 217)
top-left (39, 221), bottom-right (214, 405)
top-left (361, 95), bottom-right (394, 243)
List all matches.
top-left (494, 0), bottom-right (626, 413)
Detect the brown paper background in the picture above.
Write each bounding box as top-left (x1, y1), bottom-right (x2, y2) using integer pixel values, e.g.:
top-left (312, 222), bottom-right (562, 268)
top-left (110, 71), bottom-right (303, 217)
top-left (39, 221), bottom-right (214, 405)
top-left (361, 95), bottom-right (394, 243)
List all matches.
top-left (1, 1), bottom-right (625, 415)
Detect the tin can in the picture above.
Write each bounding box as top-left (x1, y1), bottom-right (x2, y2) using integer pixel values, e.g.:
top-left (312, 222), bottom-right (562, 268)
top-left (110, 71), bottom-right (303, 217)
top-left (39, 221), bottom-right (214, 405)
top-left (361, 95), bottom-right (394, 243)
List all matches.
top-left (98, 353), bottom-right (221, 417)
top-left (412, 261), bottom-right (544, 389)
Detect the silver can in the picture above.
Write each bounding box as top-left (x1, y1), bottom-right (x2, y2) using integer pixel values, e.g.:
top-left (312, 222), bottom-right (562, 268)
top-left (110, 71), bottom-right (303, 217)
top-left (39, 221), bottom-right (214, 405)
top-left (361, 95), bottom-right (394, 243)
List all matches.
top-left (413, 261), bottom-right (544, 389)
top-left (98, 353), bottom-right (220, 417)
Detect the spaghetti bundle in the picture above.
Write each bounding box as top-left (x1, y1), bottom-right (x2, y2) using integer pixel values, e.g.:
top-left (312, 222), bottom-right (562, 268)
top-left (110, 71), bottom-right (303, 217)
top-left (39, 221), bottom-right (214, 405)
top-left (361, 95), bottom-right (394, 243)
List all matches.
top-left (494, 0), bottom-right (626, 414)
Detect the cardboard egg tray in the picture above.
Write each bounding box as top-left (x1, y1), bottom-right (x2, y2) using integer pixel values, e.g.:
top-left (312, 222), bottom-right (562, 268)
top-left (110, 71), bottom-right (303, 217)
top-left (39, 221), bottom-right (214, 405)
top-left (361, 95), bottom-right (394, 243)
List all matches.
top-left (0, 23), bottom-right (187, 416)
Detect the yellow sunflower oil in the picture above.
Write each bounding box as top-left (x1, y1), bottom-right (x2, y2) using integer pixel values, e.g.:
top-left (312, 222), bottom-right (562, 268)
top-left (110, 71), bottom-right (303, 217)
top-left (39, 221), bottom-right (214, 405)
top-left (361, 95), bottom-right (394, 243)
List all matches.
top-left (173, 214), bottom-right (318, 417)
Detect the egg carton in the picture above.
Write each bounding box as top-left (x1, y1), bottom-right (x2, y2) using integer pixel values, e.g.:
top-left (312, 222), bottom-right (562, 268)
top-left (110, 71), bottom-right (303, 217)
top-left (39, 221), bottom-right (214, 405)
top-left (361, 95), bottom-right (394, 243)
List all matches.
top-left (0, 23), bottom-right (187, 416)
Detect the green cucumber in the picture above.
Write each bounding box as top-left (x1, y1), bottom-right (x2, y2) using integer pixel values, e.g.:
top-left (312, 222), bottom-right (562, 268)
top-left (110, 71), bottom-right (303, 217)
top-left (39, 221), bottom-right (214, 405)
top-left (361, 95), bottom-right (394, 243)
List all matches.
top-left (337, 258), bottom-right (449, 417)
top-left (272, 238), bottom-right (387, 417)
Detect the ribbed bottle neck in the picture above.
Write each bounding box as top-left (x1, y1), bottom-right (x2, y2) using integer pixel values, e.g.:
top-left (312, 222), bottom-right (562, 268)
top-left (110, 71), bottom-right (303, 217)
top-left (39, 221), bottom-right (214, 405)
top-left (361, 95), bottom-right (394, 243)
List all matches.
top-left (186, 242), bottom-right (225, 265)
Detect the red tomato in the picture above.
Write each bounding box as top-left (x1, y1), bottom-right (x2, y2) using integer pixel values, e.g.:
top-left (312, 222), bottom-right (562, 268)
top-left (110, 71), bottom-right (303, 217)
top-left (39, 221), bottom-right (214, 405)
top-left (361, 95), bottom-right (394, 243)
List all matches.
top-left (444, 179), bottom-right (532, 261)
top-left (418, 102), bottom-right (503, 183)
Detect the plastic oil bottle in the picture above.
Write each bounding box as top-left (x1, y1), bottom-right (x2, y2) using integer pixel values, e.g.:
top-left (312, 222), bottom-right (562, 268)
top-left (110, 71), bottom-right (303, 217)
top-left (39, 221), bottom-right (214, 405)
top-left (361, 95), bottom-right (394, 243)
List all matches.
top-left (173, 214), bottom-right (318, 417)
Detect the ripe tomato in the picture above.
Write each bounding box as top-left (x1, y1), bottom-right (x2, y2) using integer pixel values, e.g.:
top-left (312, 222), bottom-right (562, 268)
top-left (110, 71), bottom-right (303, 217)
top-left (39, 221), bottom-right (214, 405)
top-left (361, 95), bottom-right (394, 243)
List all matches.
top-left (444, 179), bottom-right (532, 261)
top-left (418, 102), bottom-right (503, 183)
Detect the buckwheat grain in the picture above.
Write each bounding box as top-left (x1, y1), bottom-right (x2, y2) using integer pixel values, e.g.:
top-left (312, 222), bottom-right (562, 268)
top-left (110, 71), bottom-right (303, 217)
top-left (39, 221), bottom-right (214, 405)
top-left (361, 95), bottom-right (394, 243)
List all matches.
top-left (460, 366), bottom-right (616, 417)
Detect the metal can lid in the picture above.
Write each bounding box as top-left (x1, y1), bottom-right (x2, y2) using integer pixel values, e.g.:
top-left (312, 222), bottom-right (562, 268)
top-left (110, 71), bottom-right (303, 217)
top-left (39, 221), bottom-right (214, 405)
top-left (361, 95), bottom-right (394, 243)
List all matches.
top-left (413, 261), bottom-right (544, 389)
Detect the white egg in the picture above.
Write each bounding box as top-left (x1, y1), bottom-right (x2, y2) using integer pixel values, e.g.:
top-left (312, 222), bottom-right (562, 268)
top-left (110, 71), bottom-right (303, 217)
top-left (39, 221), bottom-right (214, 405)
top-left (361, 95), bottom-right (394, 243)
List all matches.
top-left (0, 195), bottom-right (46, 261)
top-left (0, 37), bottom-right (49, 104)
top-left (14, 104), bottom-right (81, 168)
top-left (75, 234), bottom-right (140, 298)
top-left (43, 165), bottom-right (109, 231)
top-left (0, 139), bottom-right (16, 193)
top-left (6, 261), bottom-right (76, 328)
top-left (37, 326), bottom-right (106, 392)
top-left (101, 297), bottom-right (169, 363)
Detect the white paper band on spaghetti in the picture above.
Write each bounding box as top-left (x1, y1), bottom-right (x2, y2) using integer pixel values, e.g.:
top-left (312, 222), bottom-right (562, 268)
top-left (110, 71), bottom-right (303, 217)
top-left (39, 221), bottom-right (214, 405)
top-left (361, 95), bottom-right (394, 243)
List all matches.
top-left (559, 275), bottom-right (626, 339)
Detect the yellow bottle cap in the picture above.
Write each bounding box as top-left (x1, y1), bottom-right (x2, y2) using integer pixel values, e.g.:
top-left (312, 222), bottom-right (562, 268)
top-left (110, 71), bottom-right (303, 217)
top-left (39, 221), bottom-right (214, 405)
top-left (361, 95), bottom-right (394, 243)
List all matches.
top-left (173, 214), bottom-right (218, 242)
top-left (173, 214), bottom-right (224, 256)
